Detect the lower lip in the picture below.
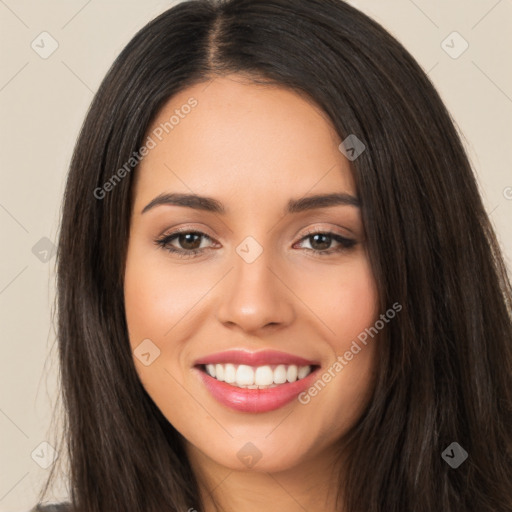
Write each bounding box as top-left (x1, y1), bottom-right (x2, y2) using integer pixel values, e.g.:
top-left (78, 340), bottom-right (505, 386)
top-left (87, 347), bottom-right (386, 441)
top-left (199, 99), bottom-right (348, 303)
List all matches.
top-left (195, 366), bottom-right (320, 413)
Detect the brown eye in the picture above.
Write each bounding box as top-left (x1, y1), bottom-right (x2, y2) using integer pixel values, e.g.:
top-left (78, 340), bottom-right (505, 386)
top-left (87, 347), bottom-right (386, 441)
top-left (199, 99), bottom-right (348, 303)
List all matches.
top-left (308, 233), bottom-right (332, 251)
top-left (175, 233), bottom-right (203, 250)
top-left (295, 231), bottom-right (356, 256)
top-left (154, 230), bottom-right (215, 258)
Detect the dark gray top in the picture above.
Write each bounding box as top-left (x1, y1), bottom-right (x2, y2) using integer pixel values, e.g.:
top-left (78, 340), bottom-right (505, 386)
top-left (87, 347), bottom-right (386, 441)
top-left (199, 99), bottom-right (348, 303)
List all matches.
top-left (31, 503), bottom-right (72, 512)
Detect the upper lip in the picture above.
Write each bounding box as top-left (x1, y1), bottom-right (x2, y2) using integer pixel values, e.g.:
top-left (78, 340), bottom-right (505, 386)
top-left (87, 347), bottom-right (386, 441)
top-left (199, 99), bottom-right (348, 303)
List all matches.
top-left (194, 349), bottom-right (320, 367)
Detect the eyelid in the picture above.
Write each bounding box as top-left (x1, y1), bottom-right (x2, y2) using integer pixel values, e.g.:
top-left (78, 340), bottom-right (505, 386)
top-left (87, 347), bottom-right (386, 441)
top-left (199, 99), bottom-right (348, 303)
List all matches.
top-left (158, 224), bottom-right (216, 239)
top-left (298, 224), bottom-right (354, 239)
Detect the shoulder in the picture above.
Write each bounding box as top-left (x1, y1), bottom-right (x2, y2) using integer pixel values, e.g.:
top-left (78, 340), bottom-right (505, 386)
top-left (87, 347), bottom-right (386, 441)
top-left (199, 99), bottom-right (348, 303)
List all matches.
top-left (30, 503), bottom-right (73, 512)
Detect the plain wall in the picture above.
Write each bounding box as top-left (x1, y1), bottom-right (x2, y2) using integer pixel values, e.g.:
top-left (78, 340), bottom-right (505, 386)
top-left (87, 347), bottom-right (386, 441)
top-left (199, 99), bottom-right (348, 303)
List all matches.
top-left (0, 1), bottom-right (510, 510)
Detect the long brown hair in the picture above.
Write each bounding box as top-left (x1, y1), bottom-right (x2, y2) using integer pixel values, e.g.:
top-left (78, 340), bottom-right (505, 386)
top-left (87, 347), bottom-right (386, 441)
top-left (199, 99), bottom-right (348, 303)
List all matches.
top-left (39, 0), bottom-right (512, 510)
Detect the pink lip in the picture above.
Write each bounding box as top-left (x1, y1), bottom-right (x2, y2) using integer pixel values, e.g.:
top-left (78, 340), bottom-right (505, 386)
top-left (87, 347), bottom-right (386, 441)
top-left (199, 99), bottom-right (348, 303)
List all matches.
top-left (193, 350), bottom-right (321, 413)
top-left (194, 365), bottom-right (321, 413)
top-left (194, 349), bottom-right (319, 367)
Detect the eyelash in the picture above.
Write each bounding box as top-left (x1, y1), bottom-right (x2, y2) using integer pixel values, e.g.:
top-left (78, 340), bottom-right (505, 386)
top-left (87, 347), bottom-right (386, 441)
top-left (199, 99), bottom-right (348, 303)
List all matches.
top-left (153, 227), bottom-right (356, 259)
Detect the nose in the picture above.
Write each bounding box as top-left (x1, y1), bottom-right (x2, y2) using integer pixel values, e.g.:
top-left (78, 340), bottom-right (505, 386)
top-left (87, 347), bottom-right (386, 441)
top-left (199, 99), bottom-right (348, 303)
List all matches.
top-left (215, 247), bottom-right (295, 335)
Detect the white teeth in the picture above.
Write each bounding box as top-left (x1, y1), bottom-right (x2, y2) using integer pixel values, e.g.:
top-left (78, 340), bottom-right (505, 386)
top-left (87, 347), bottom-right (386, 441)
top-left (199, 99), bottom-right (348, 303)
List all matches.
top-left (203, 363), bottom-right (314, 388)
top-left (254, 365), bottom-right (274, 386)
top-left (236, 364), bottom-right (254, 385)
top-left (224, 363), bottom-right (236, 383)
top-left (206, 364), bottom-right (216, 378)
top-left (298, 365), bottom-right (311, 379)
top-left (274, 364), bottom-right (288, 384)
top-left (286, 365), bottom-right (298, 383)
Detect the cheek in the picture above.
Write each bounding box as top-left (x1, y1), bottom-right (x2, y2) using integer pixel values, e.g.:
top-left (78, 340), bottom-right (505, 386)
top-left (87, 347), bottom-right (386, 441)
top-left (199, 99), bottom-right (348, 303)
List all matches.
top-left (123, 244), bottom-right (201, 402)
top-left (295, 255), bottom-right (379, 347)
top-left (123, 244), bottom-right (204, 347)
top-left (293, 256), bottom-right (379, 416)
top-left (123, 246), bottom-right (198, 418)
top-left (331, 258), bottom-right (378, 344)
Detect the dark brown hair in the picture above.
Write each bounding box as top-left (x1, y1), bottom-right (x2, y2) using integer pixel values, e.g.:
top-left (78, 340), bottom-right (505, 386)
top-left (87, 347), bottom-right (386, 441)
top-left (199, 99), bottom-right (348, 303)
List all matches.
top-left (39, 0), bottom-right (512, 510)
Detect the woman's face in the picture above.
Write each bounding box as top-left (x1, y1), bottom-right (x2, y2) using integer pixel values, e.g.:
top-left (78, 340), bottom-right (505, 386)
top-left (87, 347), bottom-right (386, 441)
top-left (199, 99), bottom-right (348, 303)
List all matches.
top-left (124, 74), bottom-right (379, 474)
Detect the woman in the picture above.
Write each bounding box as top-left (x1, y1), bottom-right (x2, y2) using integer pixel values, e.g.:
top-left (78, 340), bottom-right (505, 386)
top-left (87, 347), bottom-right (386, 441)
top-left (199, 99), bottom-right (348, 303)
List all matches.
top-left (33, 0), bottom-right (512, 511)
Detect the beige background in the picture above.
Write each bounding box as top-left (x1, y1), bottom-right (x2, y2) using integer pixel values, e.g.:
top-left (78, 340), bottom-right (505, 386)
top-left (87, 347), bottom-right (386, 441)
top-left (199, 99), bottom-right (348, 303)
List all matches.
top-left (1, 0), bottom-right (511, 510)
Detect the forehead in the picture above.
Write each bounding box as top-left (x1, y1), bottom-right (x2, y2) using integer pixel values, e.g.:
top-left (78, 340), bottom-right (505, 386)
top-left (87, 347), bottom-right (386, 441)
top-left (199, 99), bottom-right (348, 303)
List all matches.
top-left (133, 75), bottom-right (356, 212)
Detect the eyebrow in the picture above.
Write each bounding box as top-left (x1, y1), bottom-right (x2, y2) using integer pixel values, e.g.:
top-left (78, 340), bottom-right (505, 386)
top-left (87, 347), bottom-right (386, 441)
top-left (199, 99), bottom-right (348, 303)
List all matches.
top-left (140, 192), bottom-right (360, 215)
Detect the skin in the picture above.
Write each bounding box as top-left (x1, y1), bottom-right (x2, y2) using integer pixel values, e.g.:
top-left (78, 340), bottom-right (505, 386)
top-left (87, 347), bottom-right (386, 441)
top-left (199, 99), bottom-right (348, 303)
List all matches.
top-left (124, 74), bottom-right (380, 512)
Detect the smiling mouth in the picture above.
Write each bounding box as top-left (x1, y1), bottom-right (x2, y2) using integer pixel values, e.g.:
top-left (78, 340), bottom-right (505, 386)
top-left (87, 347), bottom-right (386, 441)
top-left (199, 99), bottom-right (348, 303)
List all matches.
top-left (196, 363), bottom-right (321, 389)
